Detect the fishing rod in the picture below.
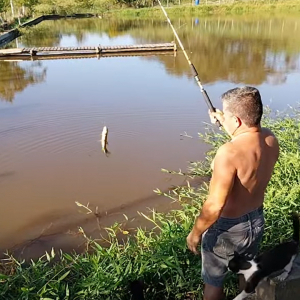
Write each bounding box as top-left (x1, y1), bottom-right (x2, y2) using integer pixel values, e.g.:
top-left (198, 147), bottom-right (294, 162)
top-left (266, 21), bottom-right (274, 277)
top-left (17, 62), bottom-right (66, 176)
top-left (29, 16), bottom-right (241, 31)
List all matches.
top-left (156, 0), bottom-right (221, 128)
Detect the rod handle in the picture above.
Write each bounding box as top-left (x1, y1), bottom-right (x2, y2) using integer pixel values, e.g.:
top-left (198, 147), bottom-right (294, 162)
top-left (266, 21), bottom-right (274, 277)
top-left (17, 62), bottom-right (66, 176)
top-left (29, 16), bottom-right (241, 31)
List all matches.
top-left (191, 63), bottom-right (198, 77)
top-left (190, 63), bottom-right (222, 127)
top-left (202, 90), bottom-right (222, 128)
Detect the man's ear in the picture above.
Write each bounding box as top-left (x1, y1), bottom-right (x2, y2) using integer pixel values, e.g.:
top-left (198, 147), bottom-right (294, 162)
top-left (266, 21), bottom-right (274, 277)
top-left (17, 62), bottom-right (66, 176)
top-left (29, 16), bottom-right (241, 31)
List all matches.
top-left (233, 116), bottom-right (242, 127)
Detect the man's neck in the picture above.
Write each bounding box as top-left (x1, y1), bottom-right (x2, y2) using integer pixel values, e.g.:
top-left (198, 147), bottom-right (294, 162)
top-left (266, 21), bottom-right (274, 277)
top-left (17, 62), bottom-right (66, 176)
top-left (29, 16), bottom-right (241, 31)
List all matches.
top-left (232, 125), bottom-right (261, 138)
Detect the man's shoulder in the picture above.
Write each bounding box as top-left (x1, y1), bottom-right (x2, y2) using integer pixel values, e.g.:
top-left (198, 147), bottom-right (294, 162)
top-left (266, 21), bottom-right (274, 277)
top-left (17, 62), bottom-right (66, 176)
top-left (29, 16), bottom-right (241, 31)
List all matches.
top-left (216, 142), bottom-right (236, 158)
top-left (261, 127), bottom-right (279, 148)
top-left (213, 143), bottom-right (237, 171)
top-left (261, 127), bottom-right (277, 138)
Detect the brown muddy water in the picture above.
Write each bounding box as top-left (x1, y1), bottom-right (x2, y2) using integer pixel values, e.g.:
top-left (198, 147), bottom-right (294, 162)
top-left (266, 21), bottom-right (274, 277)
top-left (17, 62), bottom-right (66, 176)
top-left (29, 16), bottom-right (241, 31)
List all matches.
top-left (0, 15), bottom-right (300, 259)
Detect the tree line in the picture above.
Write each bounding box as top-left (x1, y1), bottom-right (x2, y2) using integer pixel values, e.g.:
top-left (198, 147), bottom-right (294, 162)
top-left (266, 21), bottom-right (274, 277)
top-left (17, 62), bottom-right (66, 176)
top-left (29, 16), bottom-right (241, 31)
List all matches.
top-left (0, 0), bottom-right (184, 23)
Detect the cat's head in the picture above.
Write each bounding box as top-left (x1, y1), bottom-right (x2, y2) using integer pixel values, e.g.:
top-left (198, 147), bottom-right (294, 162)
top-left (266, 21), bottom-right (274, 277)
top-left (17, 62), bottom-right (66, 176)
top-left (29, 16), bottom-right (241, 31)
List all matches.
top-left (228, 251), bottom-right (251, 273)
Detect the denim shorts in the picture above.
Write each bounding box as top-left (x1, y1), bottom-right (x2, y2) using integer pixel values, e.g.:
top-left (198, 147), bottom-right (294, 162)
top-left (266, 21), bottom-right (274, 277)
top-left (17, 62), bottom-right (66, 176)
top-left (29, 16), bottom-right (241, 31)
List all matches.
top-left (201, 206), bottom-right (264, 287)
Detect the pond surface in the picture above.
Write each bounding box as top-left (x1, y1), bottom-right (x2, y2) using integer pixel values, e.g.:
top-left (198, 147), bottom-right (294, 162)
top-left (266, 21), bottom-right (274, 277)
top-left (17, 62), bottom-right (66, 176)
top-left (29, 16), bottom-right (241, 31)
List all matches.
top-left (0, 15), bottom-right (299, 258)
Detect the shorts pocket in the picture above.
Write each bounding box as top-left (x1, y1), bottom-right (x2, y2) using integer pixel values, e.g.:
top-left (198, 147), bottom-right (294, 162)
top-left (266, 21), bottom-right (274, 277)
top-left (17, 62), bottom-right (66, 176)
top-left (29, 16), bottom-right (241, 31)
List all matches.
top-left (202, 229), bottom-right (218, 252)
top-left (213, 229), bottom-right (249, 258)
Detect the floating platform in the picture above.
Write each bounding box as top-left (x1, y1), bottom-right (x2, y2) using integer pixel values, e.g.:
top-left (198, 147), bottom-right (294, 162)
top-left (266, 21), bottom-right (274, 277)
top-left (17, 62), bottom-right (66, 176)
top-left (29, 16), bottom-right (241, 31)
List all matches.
top-left (0, 43), bottom-right (177, 60)
top-left (0, 51), bottom-right (176, 62)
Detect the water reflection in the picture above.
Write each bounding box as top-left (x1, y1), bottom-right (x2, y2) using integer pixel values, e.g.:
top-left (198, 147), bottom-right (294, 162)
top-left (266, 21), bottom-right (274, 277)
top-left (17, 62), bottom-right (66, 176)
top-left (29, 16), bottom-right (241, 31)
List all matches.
top-left (0, 61), bottom-right (47, 102)
top-left (138, 17), bottom-right (300, 85)
top-left (3, 16), bottom-right (300, 95)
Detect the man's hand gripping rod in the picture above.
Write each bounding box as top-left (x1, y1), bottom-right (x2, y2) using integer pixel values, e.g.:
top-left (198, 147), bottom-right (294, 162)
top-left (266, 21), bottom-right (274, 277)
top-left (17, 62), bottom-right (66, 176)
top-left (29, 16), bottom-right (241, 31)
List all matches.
top-left (157, 0), bottom-right (222, 128)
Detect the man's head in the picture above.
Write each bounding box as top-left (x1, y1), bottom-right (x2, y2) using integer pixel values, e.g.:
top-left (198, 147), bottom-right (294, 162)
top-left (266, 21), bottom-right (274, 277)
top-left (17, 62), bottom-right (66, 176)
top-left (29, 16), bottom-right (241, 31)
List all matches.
top-left (221, 86), bottom-right (263, 135)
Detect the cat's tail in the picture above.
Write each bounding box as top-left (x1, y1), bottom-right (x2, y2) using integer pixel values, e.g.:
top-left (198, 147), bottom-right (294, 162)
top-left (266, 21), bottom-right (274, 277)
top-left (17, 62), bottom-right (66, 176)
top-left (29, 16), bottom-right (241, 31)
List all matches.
top-left (292, 212), bottom-right (300, 244)
top-left (129, 280), bottom-right (145, 300)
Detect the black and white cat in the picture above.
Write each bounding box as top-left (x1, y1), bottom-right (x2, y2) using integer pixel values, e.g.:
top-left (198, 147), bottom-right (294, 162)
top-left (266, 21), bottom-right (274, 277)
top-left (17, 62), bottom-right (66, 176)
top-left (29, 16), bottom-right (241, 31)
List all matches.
top-left (228, 212), bottom-right (299, 300)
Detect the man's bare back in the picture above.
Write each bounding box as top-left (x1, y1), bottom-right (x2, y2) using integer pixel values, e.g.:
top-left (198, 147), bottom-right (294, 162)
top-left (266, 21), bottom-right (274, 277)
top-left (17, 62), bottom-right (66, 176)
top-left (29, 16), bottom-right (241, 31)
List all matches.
top-left (219, 127), bottom-right (279, 218)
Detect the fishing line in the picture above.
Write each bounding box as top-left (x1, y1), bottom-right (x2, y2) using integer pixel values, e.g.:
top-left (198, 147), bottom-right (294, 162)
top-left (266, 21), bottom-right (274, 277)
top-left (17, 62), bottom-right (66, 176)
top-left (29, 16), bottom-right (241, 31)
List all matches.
top-left (157, 0), bottom-right (221, 127)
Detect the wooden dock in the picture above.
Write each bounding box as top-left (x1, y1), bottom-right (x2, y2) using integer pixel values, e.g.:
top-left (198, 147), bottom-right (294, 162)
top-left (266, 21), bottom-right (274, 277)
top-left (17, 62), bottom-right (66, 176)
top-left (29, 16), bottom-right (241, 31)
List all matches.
top-left (0, 43), bottom-right (176, 60)
top-left (0, 51), bottom-right (176, 62)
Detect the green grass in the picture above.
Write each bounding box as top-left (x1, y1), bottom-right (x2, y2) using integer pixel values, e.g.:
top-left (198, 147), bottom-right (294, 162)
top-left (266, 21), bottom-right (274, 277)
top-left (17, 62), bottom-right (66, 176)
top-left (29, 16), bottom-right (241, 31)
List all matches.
top-left (2, 0), bottom-right (300, 31)
top-left (108, 1), bottom-right (300, 18)
top-left (1, 106), bottom-right (300, 299)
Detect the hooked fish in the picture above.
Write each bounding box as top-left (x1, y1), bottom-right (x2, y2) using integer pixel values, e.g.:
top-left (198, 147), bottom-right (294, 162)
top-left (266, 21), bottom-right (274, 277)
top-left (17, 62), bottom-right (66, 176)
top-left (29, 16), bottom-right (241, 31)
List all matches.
top-left (100, 125), bottom-right (110, 156)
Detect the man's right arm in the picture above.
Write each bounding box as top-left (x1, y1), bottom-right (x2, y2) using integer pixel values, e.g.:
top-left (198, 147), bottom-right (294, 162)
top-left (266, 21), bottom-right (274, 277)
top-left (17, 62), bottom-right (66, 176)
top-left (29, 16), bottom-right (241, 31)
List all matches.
top-left (190, 144), bottom-right (236, 235)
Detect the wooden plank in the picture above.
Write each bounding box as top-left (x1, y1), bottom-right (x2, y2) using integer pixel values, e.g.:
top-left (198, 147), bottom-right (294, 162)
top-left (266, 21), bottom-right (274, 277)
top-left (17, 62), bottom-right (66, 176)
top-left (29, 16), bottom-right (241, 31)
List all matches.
top-left (0, 51), bottom-right (175, 61)
top-left (0, 43), bottom-right (176, 57)
top-left (0, 48), bottom-right (24, 55)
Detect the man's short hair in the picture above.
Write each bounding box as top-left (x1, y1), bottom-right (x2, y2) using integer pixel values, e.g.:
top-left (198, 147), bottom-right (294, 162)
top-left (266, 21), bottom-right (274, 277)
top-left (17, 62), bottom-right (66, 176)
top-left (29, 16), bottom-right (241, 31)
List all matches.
top-left (221, 86), bottom-right (263, 127)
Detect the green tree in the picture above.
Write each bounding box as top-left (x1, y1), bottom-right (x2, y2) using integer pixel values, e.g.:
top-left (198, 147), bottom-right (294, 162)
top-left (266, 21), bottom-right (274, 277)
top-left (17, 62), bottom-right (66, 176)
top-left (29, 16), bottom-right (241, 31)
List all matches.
top-left (75, 0), bottom-right (93, 9)
top-left (18, 0), bottom-right (39, 13)
top-left (0, 0), bottom-right (9, 13)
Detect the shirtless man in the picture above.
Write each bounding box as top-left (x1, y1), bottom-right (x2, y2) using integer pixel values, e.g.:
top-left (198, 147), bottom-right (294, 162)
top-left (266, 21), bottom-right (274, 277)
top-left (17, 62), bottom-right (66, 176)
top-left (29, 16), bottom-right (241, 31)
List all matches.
top-left (186, 86), bottom-right (279, 300)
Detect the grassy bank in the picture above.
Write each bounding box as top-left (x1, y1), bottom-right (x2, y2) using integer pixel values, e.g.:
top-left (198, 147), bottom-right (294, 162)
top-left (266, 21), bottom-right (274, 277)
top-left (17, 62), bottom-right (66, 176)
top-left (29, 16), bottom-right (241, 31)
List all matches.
top-left (2, 0), bottom-right (300, 32)
top-left (108, 1), bottom-right (300, 18)
top-left (1, 107), bottom-right (300, 299)
top-left (0, 16), bottom-right (31, 33)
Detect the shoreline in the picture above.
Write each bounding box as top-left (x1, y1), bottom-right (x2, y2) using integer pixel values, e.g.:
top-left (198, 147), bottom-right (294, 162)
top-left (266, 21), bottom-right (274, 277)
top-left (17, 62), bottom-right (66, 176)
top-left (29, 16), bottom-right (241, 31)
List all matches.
top-left (2, 1), bottom-right (300, 34)
top-left (107, 2), bottom-right (300, 18)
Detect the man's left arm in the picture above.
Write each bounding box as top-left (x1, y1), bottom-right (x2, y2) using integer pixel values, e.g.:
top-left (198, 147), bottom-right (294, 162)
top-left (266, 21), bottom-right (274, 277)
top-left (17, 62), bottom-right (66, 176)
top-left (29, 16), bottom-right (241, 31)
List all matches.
top-left (187, 144), bottom-right (236, 254)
